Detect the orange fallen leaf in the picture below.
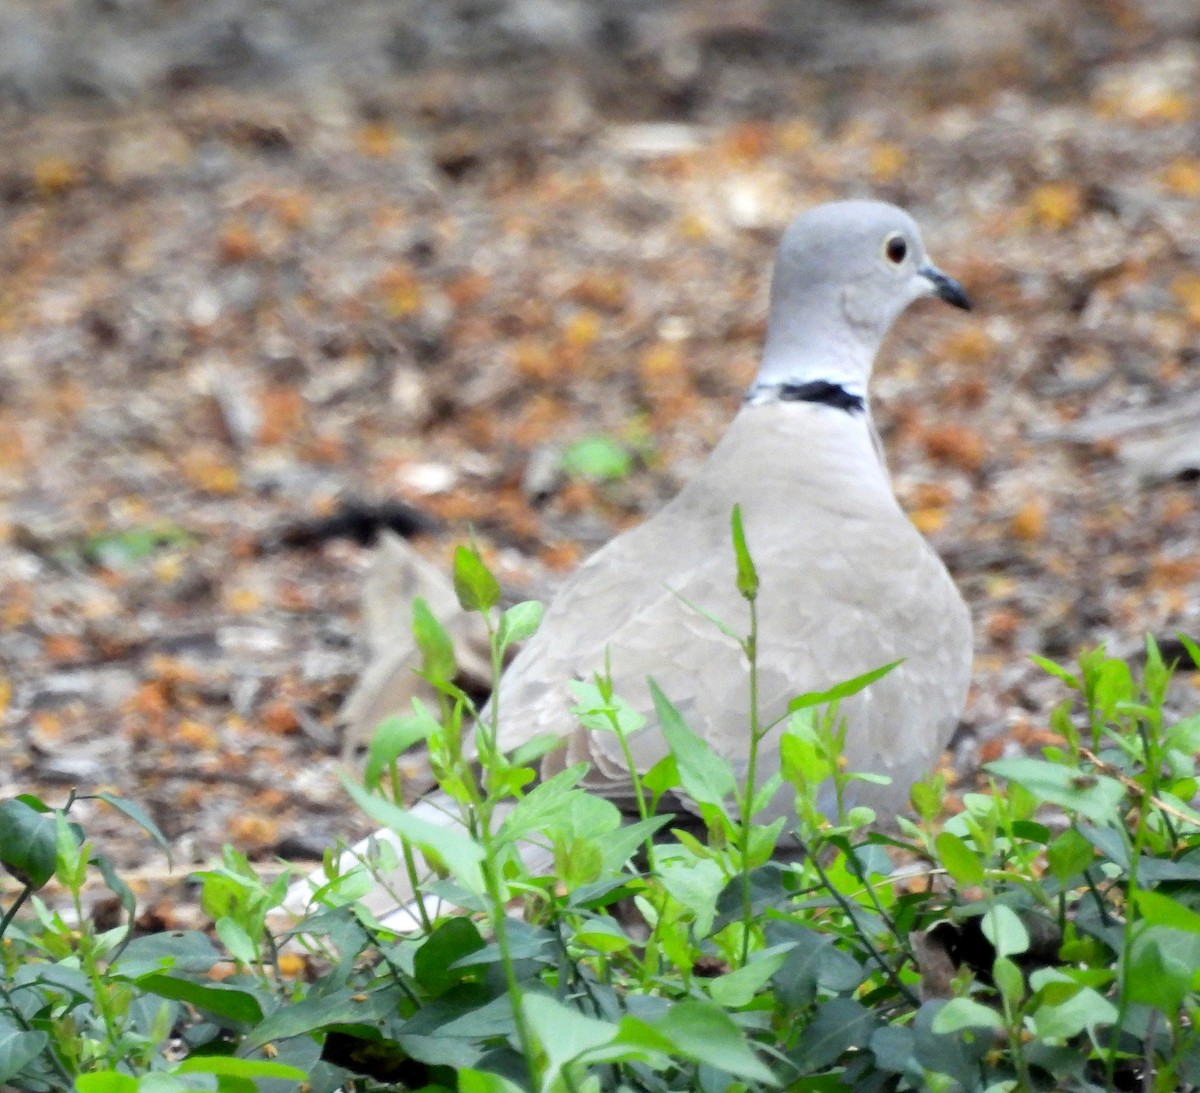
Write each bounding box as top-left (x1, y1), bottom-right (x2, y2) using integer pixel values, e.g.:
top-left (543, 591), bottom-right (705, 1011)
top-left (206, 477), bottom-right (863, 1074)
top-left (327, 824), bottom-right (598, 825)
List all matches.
top-left (1010, 499), bottom-right (1046, 542)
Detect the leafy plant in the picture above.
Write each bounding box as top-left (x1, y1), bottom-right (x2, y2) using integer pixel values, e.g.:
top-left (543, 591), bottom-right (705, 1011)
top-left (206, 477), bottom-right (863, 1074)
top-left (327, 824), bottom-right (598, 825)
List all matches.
top-left (3, 516), bottom-right (1199, 1091)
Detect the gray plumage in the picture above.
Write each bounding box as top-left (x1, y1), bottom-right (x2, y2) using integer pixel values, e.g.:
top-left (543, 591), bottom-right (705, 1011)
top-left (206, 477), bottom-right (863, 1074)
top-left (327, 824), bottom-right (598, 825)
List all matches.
top-left (491, 199), bottom-right (972, 821)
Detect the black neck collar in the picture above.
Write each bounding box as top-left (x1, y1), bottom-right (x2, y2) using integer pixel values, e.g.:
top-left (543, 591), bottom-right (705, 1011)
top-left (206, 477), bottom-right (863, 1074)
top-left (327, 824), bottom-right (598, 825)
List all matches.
top-left (746, 380), bottom-right (865, 414)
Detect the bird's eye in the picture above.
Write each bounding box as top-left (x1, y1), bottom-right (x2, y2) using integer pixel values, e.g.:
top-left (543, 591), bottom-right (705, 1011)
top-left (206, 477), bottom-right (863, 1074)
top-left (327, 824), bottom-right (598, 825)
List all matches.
top-left (883, 234), bottom-right (908, 265)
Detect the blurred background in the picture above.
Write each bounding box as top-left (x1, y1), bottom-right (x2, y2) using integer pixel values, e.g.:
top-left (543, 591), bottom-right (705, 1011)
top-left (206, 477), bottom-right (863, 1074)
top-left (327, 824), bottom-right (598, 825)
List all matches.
top-left (2, 0), bottom-right (1199, 916)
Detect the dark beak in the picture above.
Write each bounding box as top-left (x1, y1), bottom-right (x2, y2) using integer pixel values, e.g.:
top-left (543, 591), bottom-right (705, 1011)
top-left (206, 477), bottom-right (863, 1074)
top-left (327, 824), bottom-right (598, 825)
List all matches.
top-left (920, 265), bottom-right (971, 311)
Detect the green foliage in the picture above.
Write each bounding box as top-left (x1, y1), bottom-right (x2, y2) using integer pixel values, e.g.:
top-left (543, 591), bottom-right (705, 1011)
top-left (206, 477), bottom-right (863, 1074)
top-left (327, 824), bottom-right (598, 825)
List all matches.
top-left (559, 435), bottom-right (635, 483)
top-left (3, 529), bottom-right (1200, 1091)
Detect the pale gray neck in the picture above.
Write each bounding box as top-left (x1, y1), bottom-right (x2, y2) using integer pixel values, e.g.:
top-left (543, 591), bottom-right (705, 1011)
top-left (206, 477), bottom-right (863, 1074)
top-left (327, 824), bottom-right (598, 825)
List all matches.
top-left (751, 283), bottom-right (881, 401)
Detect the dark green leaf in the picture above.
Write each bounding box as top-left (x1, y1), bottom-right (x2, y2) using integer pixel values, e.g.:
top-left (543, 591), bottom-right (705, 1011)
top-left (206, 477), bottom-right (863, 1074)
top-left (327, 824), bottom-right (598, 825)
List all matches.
top-left (0, 799), bottom-right (59, 889)
top-left (245, 988), bottom-right (399, 1050)
top-left (0, 1029), bottom-right (49, 1083)
top-left (414, 918), bottom-right (486, 995)
top-left (792, 998), bottom-right (874, 1071)
top-left (136, 974), bottom-right (264, 1025)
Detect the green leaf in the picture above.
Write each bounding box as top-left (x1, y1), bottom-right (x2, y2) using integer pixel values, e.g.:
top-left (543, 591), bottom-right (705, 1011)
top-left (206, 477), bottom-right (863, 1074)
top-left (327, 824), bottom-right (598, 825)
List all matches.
top-left (1125, 927), bottom-right (1200, 1014)
top-left (575, 915), bottom-right (633, 954)
top-left (993, 955), bottom-right (1025, 1008)
top-left (984, 758), bottom-right (1127, 825)
top-left (215, 918), bottom-right (256, 965)
top-left (74, 1074), bottom-right (140, 1093)
top-left (983, 905), bottom-right (1030, 958)
top-left (0, 799), bottom-right (58, 889)
top-left (414, 918), bottom-right (487, 994)
top-left (706, 945), bottom-right (792, 1008)
top-left (1029, 653), bottom-right (1081, 690)
top-left (459, 1070), bottom-right (527, 1093)
top-left (792, 997), bottom-right (874, 1071)
top-left (363, 712), bottom-right (434, 791)
top-left (787, 661), bottom-right (902, 712)
top-left (523, 993), bottom-right (620, 1083)
top-left (136, 974), bottom-right (264, 1024)
top-left (931, 998), bottom-right (1004, 1033)
top-left (453, 545), bottom-right (501, 613)
top-left (729, 504), bottom-right (758, 601)
top-left (1046, 828), bottom-right (1094, 883)
top-left (935, 831), bottom-right (984, 886)
top-left (0, 1029), bottom-right (49, 1083)
top-left (652, 999), bottom-right (776, 1083)
top-left (1134, 890), bottom-right (1200, 935)
top-left (174, 1056), bottom-right (308, 1080)
top-left (342, 777), bottom-right (485, 894)
top-left (560, 435), bottom-right (634, 482)
top-left (412, 597), bottom-right (457, 684)
top-left (651, 681), bottom-right (736, 807)
top-left (1178, 633), bottom-right (1200, 670)
top-left (497, 600), bottom-right (543, 649)
top-left (88, 792), bottom-right (173, 866)
top-left (245, 987), bottom-right (399, 1050)
top-left (1029, 982), bottom-right (1117, 1044)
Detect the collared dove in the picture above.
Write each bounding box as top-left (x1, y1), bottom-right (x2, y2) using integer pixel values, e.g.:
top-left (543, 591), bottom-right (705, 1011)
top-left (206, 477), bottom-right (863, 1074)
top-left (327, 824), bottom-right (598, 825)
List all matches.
top-left (285, 199), bottom-right (973, 926)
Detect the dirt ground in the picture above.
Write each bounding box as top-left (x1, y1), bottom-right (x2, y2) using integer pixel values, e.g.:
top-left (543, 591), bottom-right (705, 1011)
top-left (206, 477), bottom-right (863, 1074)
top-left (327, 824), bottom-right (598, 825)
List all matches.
top-left (2, 0), bottom-right (1200, 920)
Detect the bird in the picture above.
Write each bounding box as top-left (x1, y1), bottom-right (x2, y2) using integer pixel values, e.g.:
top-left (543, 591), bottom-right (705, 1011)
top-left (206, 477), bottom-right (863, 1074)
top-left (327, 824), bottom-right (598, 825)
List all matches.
top-left (283, 199), bottom-right (974, 926)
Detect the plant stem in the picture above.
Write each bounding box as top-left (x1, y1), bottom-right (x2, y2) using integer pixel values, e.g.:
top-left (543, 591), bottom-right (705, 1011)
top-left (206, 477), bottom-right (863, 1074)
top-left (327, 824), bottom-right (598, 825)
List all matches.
top-left (738, 595), bottom-right (760, 968)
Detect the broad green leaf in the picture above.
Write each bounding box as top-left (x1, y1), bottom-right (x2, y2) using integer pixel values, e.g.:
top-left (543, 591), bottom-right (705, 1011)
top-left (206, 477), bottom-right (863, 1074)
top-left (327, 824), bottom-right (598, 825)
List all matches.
top-left (1125, 927), bottom-right (1200, 1014)
top-left (0, 799), bottom-right (58, 889)
top-left (74, 1074), bottom-right (140, 1093)
top-left (215, 918), bottom-right (256, 965)
top-left (1046, 828), bottom-right (1094, 882)
top-left (364, 713), bottom-right (435, 791)
top-left (982, 905), bottom-right (1029, 958)
top-left (984, 758), bottom-right (1126, 825)
top-left (1134, 889), bottom-right (1200, 935)
top-left (459, 1070), bottom-right (527, 1093)
top-left (414, 918), bottom-right (486, 994)
top-left (497, 600), bottom-right (543, 648)
top-left (935, 831), bottom-right (984, 886)
top-left (1030, 985), bottom-right (1117, 1044)
top-left (993, 956), bottom-right (1025, 1008)
top-left (453, 545), bottom-right (501, 612)
top-left (787, 661), bottom-right (902, 712)
top-left (245, 987), bottom-right (398, 1050)
top-left (652, 1000), bottom-right (776, 1083)
top-left (931, 998), bottom-right (1004, 1033)
top-left (792, 997), bottom-right (874, 1071)
top-left (342, 777), bottom-right (485, 894)
top-left (729, 503), bottom-right (759, 601)
top-left (575, 915), bottom-right (633, 954)
top-left (560, 435), bottom-right (633, 482)
top-left (522, 993), bottom-right (621, 1089)
top-left (136, 974), bottom-right (264, 1024)
top-left (706, 945), bottom-right (792, 1008)
top-left (651, 681), bottom-right (736, 806)
top-left (0, 1029), bottom-right (48, 1083)
top-left (175, 1056), bottom-right (307, 1080)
